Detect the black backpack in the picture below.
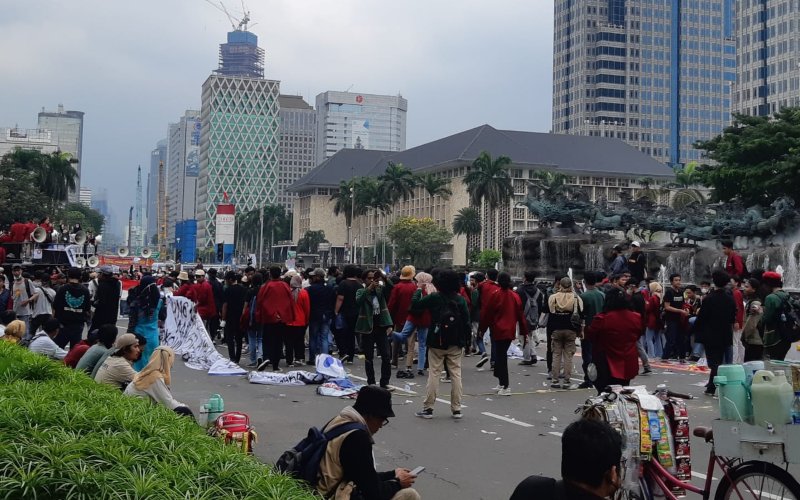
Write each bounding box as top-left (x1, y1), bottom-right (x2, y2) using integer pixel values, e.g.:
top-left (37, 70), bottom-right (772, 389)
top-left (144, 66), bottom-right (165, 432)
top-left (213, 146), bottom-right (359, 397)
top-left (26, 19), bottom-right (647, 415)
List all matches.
top-left (776, 295), bottom-right (800, 343)
top-left (430, 297), bottom-right (465, 349)
top-left (275, 421), bottom-right (367, 486)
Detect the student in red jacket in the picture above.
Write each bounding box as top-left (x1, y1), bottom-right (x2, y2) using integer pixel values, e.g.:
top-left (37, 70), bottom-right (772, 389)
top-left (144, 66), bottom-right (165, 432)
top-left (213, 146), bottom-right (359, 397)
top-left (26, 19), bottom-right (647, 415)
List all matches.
top-left (256, 266), bottom-right (295, 371)
top-left (191, 270), bottom-right (218, 337)
top-left (585, 288), bottom-right (641, 394)
top-left (475, 268), bottom-right (500, 369)
top-left (479, 272), bottom-right (528, 396)
top-left (285, 274), bottom-right (310, 366)
top-left (387, 265), bottom-right (419, 377)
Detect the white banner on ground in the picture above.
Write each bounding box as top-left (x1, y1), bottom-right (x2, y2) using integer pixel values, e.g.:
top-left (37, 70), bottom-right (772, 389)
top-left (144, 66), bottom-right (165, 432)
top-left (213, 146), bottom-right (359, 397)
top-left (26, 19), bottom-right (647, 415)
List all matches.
top-left (162, 296), bottom-right (246, 376)
top-left (247, 370), bottom-right (325, 386)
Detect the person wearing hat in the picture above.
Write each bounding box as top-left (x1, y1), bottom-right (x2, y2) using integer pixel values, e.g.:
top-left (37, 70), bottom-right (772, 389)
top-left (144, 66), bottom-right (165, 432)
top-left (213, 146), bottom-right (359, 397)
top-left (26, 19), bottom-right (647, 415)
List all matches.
top-left (315, 386), bottom-right (420, 500)
top-left (546, 277), bottom-right (584, 390)
top-left (53, 268), bottom-right (92, 350)
top-left (191, 269), bottom-right (219, 341)
top-left (626, 241), bottom-right (646, 286)
top-left (306, 268), bottom-right (335, 363)
top-left (608, 246), bottom-right (628, 277)
top-left (89, 266), bottom-right (121, 333)
top-left (28, 318), bottom-right (67, 360)
top-left (387, 266), bottom-right (419, 377)
top-left (94, 333), bottom-right (142, 389)
top-left (760, 271), bottom-right (793, 361)
top-left (173, 270), bottom-right (193, 297)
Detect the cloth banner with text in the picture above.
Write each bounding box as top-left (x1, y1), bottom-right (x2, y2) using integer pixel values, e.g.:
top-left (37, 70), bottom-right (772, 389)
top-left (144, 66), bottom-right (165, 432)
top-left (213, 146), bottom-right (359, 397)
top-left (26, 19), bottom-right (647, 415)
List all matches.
top-left (162, 296), bottom-right (246, 375)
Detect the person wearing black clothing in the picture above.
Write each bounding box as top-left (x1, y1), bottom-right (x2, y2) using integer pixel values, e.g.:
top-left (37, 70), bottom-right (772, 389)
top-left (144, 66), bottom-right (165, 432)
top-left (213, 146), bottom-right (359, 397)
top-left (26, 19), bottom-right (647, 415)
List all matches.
top-left (206, 268), bottom-right (224, 342)
top-left (626, 282), bottom-right (652, 375)
top-left (511, 419), bottom-right (622, 500)
top-left (307, 268), bottom-right (336, 361)
top-left (222, 272), bottom-right (247, 363)
top-left (90, 266), bottom-right (121, 332)
top-left (694, 270), bottom-right (737, 396)
top-left (53, 268), bottom-right (92, 350)
top-left (662, 274), bottom-right (687, 361)
top-left (626, 241), bottom-right (646, 285)
top-left (334, 265), bottom-right (362, 363)
top-left (516, 270), bottom-right (546, 366)
top-left (316, 386), bottom-right (419, 500)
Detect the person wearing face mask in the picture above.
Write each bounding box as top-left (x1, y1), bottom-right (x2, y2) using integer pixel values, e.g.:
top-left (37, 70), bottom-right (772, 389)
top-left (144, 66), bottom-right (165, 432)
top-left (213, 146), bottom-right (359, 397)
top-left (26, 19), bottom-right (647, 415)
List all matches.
top-left (10, 264), bottom-right (35, 336)
top-left (510, 419), bottom-right (623, 499)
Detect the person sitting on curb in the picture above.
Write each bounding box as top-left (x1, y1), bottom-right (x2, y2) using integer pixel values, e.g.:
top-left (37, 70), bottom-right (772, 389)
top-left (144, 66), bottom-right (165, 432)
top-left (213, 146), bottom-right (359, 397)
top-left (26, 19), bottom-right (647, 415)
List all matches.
top-left (316, 386), bottom-right (420, 500)
top-left (75, 324), bottom-right (119, 375)
top-left (94, 333), bottom-right (142, 390)
top-left (124, 346), bottom-right (194, 417)
top-left (28, 318), bottom-right (67, 360)
top-left (510, 419), bottom-right (623, 500)
top-left (1, 319), bottom-right (26, 344)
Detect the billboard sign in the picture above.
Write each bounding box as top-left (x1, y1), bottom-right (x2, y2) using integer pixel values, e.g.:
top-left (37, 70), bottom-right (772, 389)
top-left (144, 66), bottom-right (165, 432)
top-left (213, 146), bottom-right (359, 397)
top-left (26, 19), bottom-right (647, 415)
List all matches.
top-left (215, 203), bottom-right (235, 245)
top-left (185, 118), bottom-right (200, 177)
top-left (351, 119), bottom-right (369, 149)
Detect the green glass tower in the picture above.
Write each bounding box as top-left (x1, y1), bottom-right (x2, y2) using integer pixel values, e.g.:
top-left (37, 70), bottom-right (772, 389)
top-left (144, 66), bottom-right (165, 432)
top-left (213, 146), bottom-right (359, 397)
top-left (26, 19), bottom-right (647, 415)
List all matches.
top-left (196, 31), bottom-right (280, 248)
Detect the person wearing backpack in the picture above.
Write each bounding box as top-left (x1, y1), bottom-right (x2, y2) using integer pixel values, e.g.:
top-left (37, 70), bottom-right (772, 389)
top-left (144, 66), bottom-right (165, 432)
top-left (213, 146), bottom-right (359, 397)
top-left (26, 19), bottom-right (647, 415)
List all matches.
top-left (516, 270), bottom-right (545, 366)
top-left (760, 271), bottom-right (795, 361)
top-left (279, 386), bottom-right (419, 500)
top-left (409, 269), bottom-right (471, 419)
top-left (481, 272), bottom-right (528, 396)
top-left (547, 277), bottom-right (584, 390)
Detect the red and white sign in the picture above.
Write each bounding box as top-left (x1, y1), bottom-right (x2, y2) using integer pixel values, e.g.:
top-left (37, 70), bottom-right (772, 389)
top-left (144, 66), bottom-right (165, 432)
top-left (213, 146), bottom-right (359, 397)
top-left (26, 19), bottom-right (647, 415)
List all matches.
top-left (355, 95), bottom-right (363, 103)
top-left (216, 203), bottom-right (235, 245)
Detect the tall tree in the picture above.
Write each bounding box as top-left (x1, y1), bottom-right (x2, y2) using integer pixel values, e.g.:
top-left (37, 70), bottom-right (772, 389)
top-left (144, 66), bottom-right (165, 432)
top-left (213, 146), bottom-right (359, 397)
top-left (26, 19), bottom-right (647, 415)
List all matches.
top-left (0, 153), bottom-right (51, 227)
top-left (387, 216), bottom-right (452, 268)
top-left (418, 173), bottom-right (452, 219)
top-left (262, 204), bottom-right (287, 260)
top-left (378, 162), bottom-right (417, 203)
top-left (669, 162), bottom-right (706, 210)
top-left (331, 179), bottom-right (356, 228)
top-left (297, 229), bottom-right (327, 253)
top-left (452, 206), bottom-right (482, 262)
top-left (462, 151), bottom-right (513, 249)
top-left (694, 109), bottom-right (800, 206)
top-left (528, 170), bottom-right (576, 201)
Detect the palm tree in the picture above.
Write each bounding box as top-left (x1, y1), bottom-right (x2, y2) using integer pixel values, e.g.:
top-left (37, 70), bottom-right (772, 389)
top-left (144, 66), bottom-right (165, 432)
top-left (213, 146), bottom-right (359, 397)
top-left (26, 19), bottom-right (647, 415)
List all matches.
top-left (331, 179), bottom-right (356, 228)
top-left (528, 170), bottom-right (576, 201)
top-left (418, 173), bottom-right (452, 219)
top-left (669, 162), bottom-right (706, 210)
top-left (452, 206), bottom-right (482, 263)
top-left (462, 151), bottom-right (513, 249)
top-left (297, 229), bottom-right (327, 253)
top-left (378, 162), bottom-right (417, 203)
top-left (636, 177), bottom-right (660, 203)
top-left (5, 149), bottom-right (77, 213)
top-left (261, 204), bottom-right (286, 263)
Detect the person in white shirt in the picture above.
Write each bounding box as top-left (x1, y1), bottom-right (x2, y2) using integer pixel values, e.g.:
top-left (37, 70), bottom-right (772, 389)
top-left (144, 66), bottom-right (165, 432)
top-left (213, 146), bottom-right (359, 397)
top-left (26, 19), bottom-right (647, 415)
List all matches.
top-left (30, 272), bottom-right (56, 334)
top-left (124, 346), bottom-right (193, 417)
top-left (94, 333), bottom-right (141, 389)
top-left (28, 318), bottom-right (68, 360)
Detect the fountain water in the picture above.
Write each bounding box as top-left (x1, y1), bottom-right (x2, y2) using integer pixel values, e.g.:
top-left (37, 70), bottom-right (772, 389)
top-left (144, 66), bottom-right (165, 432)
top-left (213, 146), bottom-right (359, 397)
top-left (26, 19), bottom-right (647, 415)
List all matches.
top-left (665, 250), bottom-right (696, 284)
top-left (539, 240), bottom-right (548, 273)
top-left (584, 244), bottom-right (604, 272)
top-left (783, 241), bottom-right (800, 289)
top-left (657, 264), bottom-right (668, 288)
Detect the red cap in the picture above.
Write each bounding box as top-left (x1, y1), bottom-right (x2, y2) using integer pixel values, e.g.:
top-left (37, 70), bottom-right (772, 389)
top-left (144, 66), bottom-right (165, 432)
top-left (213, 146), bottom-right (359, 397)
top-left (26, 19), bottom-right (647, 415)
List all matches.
top-left (762, 271), bottom-right (782, 282)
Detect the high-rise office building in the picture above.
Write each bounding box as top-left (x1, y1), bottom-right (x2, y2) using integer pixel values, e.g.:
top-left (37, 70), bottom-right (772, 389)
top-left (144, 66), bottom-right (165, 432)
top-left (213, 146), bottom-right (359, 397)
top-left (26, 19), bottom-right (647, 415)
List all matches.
top-left (315, 91), bottom-right (407, 165)
top-left (167, 111), bottom-right (201, 249)
top-left (552, 0), bottom-right (735, 166)
top-left (277, 95), bottom-right (317, 212)
top-left (733, 0), bottom-right (798, 116)
top-left (37, 104), bottom-right (84, 201)
top-left (196, 30), bottom-right (280, 247)
top-left (146, 139), bottom-right (167, 245)
top-left (0, 127), bottom-right (58, 157)
top-left (79, 187), bottom-right (92, 207)
top-left (215, 30), bottom-right (264, 79)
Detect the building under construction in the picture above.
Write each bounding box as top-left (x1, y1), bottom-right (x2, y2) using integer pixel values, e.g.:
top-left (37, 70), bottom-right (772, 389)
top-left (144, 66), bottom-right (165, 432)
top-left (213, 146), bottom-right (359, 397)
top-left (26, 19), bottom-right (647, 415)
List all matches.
top-left (215, 30), bottom-right (264, 79)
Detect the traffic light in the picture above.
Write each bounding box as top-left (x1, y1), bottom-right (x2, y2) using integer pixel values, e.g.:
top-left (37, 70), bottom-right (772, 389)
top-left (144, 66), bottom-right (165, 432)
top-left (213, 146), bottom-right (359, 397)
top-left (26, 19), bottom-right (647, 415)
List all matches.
top-left (216, 243), bottom-right (224, 262)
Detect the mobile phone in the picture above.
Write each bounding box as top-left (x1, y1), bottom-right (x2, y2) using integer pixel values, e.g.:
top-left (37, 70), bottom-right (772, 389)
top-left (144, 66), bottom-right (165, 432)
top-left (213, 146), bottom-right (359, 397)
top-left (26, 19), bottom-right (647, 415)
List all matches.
top-left (410, 466), bottom-right (425, 476)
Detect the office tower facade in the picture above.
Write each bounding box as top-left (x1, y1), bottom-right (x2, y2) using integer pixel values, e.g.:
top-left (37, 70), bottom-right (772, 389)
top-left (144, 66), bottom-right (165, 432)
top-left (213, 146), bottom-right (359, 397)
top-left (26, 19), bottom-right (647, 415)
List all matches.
top-left (146, 139), bottom-right (167, 246)
top-left (37, 104), bottom-right (84, 201)
top-left (196, 30), bottom-right (280, 247)
top-left (167, 111), bottom-right (201, 247)
top-left (733, 0), bottom-right (799, 116)
top-left (277, 95), bottom-right (317, 212)
top-left (0, 127), bottom-right (58, 157)
top-left (79, 187), bottom-right (92, 206)
top-left (552, 0), bottom-right (735, 166)
top-left (315, 91), bottom-right (407, 165)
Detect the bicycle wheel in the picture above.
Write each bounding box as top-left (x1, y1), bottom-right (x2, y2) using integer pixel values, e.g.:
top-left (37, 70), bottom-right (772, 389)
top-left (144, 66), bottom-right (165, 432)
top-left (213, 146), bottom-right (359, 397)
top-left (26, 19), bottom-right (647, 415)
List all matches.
top-left (715, 461), bottom-right (800, 500)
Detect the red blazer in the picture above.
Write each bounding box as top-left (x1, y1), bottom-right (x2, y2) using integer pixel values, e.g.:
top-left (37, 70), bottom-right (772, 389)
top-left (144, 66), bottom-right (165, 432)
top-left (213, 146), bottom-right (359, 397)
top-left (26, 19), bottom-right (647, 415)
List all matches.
top-left (174, 283), bottom-right (193, 297)
top-left (387, 280), bottom-right (417, 330)
top-left (645, 294), bottom-right (662, 331)
top-left (732, 287), bottom-right (744, 327)
top-left (191, 281), bottom-right (218, 320)
top-left (478, 280), bottom-right (500, 322)
top-left (286, 288), bottom-right (310, 327)
top-left (479, 288), bottom-right (528, 342)
top-left (725, 252), bottom-right (745, 279)
top-left (256, 279), bottom-right (295, 325)
top-left (586, 310), bottom-right (641, 381)
top-left (9, 223), bottom-right (26, 242)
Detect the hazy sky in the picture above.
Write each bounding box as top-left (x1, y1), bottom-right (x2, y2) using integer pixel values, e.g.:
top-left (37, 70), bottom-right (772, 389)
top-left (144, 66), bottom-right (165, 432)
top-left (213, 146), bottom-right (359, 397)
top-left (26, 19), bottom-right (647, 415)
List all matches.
top-left (0, 1), bottom-right (553, 233)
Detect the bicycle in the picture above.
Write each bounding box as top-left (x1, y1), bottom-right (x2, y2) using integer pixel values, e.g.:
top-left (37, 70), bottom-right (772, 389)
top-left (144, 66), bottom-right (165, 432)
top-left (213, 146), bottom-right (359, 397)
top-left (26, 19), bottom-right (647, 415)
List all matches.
top-left (580, 388), bottom-right (800, 500)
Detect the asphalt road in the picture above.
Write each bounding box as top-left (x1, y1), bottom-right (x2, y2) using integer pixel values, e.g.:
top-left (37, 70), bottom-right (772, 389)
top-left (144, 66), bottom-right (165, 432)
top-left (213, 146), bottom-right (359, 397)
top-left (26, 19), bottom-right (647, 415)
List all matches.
top-left (161, 335), bottom-right (800, 500)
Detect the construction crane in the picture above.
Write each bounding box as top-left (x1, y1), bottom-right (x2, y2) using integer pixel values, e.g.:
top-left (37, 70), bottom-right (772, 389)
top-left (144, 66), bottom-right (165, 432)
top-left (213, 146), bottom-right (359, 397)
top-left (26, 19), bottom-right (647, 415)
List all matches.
top-left (157, 160), bottom-right (168, 257)
top-left (202, 0), bottom-right (255, 31)
top-left (135, 165), bottom-right (143, 248)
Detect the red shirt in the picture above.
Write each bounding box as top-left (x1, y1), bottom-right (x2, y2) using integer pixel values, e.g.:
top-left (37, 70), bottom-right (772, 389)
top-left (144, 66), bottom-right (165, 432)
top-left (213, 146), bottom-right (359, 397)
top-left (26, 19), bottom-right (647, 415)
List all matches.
top-left (725, 252), bottom-right (745, 279)
top-left (9, 223), bottom-right (26, 242)
top-left (732, 287), bottom-right (744, 327)
top-left (586, 310), bottom-right (642, 381)
top-left (645, 294), bottom-right (662, 331)
top-left (64, 340), bottom-right (91, 368)
top-left (191, 281), bottom-right (218, 320)
top-left (22, 222), bottom-right (36, 241)
top-left (477, 280), bottom-right (500, 320)
top-left (286, 288), bottom-right (310, 327)
top-left (174, 283), bottom-right (192, 297)
top-left (256, 279), bottom-right (295, 325)
top-left (479, 288), bottom-right (528, 341)
top-left (387, 280), bottom-right (417, 330)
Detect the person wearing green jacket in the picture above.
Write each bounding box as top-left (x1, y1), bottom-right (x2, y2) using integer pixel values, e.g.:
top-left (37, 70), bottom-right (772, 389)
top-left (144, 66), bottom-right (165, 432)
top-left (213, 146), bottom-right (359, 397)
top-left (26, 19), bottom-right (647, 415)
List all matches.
top-left (410, 269), bottom-right (471, 419)
top-left (355, 269), bottom-right (394, 389)
top-left (759, 271), bottom-right (792, 361)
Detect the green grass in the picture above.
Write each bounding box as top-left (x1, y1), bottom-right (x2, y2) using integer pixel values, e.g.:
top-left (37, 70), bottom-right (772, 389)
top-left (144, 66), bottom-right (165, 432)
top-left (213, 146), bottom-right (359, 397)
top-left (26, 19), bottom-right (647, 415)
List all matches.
top-left (0, 342), bottom-right (318, 499)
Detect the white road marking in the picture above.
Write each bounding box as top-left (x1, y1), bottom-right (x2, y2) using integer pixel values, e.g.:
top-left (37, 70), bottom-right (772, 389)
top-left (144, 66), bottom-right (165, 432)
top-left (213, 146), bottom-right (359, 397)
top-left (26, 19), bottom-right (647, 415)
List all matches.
top-left (548, 431), bottom-right (563, 437)
top-left (436, 398), bottom-right (468, 408)
top-left (691, 471), bottom-right (718, 482)
top-left (347, 375), bottom-right (467, 406)
top-left (481, 412), bottom-right (534, 428)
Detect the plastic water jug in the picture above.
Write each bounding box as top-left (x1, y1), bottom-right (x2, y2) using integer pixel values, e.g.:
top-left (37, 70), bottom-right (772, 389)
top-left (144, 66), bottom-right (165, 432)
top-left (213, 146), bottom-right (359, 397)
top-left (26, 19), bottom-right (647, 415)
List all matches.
top-left (742, 361), bottom-right (765, 387)
top-left (751, 371), bottom-right (792, 426)
top-left (714, 365), bottom-right (750, 422)
top-left (207, 394), bottom-right (225, 423)
top-left (775, 371), bottom-right (794, 422)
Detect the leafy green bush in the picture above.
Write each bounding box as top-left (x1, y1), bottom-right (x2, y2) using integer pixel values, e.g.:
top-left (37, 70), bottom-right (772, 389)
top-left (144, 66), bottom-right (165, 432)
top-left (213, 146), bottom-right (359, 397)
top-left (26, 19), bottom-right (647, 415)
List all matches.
top-left (0, 342), bottom-right (317, 499)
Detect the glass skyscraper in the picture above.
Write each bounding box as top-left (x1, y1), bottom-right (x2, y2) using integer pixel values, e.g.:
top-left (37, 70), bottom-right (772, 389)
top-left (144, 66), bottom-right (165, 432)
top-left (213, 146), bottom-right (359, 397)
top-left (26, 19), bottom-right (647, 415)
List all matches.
top-left (552, 0), bottom-right (735, 166)
top-left (37, 104), bottom-right (84, 201)
top-left (196, 29), bottom-right (280, 247)
top-left (277, 95), bottom-right (316, 213)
